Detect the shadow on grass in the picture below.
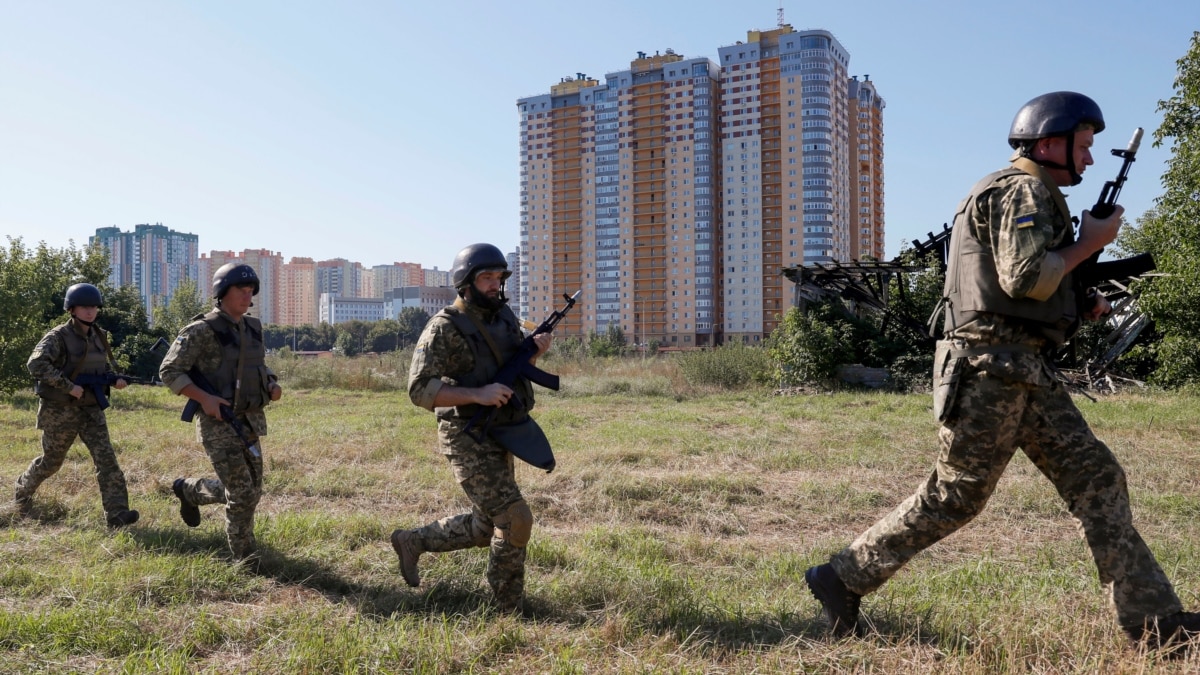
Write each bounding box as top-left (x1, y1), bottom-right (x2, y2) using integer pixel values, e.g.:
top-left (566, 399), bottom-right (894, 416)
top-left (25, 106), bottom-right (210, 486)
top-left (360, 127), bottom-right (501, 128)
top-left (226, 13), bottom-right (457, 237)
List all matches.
top-left (127, 524), bottom-right (508, 619)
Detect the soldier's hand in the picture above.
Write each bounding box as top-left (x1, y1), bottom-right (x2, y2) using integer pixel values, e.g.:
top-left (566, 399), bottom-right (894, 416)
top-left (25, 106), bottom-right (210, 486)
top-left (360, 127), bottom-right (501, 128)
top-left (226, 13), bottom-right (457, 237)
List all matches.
top-left (113, 379), bottom-right (128, 390)
top-left (1079, 205), bottom-right (1124, 253)
top-left (532, 332), bottom-right (553, 357)
top-left (269, 383), bottom-right (282, 402)
top-left (200, 393), bottom-right (232, 419)
top-left (476, 383), bottom-right (514, 407)
top-left (69, 385), bottom-right (84, 399)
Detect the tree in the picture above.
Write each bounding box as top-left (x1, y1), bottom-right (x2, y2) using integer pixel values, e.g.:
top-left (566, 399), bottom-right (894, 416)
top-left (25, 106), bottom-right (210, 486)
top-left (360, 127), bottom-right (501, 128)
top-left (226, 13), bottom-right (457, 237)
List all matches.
top-left (100, 284), bottom-right (169, 378)
top-left (153, 277), bottom-right (206, 340)
top-left (1116, 31), bottom-right (1200, 387)
top-left (396, 307), bottom-right (431, 348)
top-left (366, 319), bottom-right (402, 353)
top-left (0, 238), bottom-right (111, 393)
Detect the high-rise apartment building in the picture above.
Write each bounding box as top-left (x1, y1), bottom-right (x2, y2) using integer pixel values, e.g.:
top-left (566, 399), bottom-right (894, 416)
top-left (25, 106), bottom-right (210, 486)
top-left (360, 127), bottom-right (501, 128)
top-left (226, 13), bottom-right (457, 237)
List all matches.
top-left (518, 49), bottom-right (723, 347)
top-left (91, 223), bottom-right (199, 318)
top-left (717, 26), bottom-right (854, 342)
top-left (316, 259), bottom-right (361, 302)
top-left (849, 75), bottom-right (885, 261)
top-left (199, 249), bottom-right (283, 324)
top-left (519, 24), bottom-right (882, 346)
top-left (279, 257), bottom-right (318, 326)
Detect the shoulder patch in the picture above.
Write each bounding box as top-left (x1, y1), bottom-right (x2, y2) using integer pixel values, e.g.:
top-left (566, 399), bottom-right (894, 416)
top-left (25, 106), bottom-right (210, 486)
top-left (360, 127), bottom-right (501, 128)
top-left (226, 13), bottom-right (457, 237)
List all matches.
top-left (1016, 214), bottom-right (1036, 229)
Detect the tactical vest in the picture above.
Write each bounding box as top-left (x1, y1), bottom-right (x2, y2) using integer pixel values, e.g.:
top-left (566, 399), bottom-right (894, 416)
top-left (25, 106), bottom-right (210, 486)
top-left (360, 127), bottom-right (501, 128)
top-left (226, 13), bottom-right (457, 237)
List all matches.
top-left (942, 166), bottom-right (1079, 345)
top-left (200, 310), bottom-right (270, 413)
top-left (437, 300), bottom-right (533, 425)
top-left (35, 321), bottom-right (110, 406)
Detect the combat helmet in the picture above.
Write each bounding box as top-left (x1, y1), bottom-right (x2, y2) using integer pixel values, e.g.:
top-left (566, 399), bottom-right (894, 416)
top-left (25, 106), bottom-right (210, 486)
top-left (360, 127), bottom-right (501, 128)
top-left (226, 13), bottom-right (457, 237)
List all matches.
top-left (212, 263), bottom-right (260, 300)
top-left (451, 243), bottom-right (510, 290)
top-left (64, 283), bottom-right (104, 311)
top-left (1009, 91), bottom-right (1105, 185)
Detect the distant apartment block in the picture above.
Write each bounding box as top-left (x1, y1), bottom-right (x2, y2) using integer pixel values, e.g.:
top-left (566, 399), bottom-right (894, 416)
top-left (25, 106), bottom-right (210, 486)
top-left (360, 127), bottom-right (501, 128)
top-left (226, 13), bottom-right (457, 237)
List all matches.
top-left (849, 76), bottom-right (885, 261)
top-left (279, 257), bottom-right (318, 326)
top-left (518, 49), bottom-right (722, 348)
top-left (91, 223), bottom-right (199, 318)
top-left (422, 267), bottom-right (450, 288)
top-left (318, 293), bottom-right (384, 324)
top-left (199, 249), bottom-right (283, 324)
top-left (316, 258), bottom-right (362, 302)
top-left (517, 23), bottom-right (883, 345)
top-left (383, 285), bottom-right (456, 319)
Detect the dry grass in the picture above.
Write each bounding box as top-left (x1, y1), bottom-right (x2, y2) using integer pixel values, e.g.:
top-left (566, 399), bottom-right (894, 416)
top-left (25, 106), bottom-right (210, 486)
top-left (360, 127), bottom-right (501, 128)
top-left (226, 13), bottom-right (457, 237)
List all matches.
top-left (1, 359), bottom-right (1199, 673)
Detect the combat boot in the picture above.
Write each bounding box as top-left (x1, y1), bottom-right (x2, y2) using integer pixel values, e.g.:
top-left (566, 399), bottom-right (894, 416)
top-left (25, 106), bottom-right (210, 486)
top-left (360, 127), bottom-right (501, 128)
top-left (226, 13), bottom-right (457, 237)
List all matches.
top-left (106, 509), bottom-right (140, 528)
top-left (13, 496), bottom-right (32, 518)
top-left (1125, 611), bottom-right (1200, 653)
top-left (805, 563), bottom-right (862, 637)
top-left (172, 479), bottom-right (201, 527)
top-left (390, 529), bottom-right (423, 587)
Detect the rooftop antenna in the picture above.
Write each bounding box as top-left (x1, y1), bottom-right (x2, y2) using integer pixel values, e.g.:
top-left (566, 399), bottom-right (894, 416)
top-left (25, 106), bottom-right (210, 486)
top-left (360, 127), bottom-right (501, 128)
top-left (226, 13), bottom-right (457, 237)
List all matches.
top-left (778, 0), bottom-right (785, 27)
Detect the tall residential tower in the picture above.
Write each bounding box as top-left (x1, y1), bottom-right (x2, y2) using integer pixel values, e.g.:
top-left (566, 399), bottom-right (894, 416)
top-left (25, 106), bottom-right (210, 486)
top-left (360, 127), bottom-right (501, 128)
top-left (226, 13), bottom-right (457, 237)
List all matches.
top-left (518, 24), bottom-right (882, 346)
top-left (91, 223), bottom-right (199, 319)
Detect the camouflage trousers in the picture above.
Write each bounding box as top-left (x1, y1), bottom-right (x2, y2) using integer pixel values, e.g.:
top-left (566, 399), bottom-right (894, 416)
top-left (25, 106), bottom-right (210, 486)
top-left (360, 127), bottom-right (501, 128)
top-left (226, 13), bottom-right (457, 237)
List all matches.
top-left (831, 364), bottom-right (1182, 628)
top-left (416, 434), bottom-right (527, 608)
top-left (176, 415), bottom-right (263, 560)
top-left (16, 402), bottom-right (130, 518)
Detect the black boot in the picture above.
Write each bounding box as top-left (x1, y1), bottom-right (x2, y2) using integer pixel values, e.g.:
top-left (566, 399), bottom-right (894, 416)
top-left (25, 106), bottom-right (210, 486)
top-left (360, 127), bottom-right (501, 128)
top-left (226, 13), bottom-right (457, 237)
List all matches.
top-left (1125, 611), bottom-right (1200, 653)
top-left (173, 479), bottom-right (201, 527)
top-left (106, 509), bottom-right (140, 528)
top-left (805, 563), bottom-right (862, 637)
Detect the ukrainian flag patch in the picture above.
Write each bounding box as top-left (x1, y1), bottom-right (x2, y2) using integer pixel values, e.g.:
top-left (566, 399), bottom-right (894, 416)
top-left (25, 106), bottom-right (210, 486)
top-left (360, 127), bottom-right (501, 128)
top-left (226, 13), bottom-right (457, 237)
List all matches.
top-left (1015, 214), bottom-right (1035, 228)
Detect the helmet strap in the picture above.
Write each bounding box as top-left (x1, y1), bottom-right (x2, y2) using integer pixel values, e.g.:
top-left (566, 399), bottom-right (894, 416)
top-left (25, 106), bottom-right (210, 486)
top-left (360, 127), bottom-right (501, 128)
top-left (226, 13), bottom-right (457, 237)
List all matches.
top-left (1030, 132), bottom-right (1083, 186)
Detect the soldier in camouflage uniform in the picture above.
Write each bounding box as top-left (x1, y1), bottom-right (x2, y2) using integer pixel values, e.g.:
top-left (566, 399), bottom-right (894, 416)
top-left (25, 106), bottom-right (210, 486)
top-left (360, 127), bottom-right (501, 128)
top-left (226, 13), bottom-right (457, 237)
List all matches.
top-left (159, 263), bottom-right (282, 568)
top-left (805, 92), bottom-right (1200, 650)
top-left (391, 243), bottom-right (552, 613)
top-left (13, 283), bottom-right (139, 528)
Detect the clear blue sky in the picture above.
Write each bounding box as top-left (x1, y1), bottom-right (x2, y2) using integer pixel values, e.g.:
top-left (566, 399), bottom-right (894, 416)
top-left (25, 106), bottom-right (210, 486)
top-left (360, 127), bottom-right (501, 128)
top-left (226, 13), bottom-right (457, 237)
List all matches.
top-left (2, 1), bottom-right (1195, 271)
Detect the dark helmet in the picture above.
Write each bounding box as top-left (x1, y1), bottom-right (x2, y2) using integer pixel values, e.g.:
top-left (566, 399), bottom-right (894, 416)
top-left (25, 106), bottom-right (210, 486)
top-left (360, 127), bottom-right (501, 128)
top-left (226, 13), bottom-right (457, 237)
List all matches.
top-left (1008, 91), bottom-right (1105, 148)
top-left (1009, 91), bottom-right (1104, 186)
top-left (212, 263), bottom-right (260, 300)
top-left (451, 243), bottom-right (510, 289)
top-left (64, 283), bottom-right (103, 311)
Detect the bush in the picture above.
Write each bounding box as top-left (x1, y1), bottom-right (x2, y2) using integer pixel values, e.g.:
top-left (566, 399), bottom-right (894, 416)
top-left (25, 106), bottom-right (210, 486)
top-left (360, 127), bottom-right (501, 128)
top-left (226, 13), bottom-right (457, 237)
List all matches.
top-left (676, 343), bottom-right (772, 389)
top-left (767, 305), bottom-right (855, 386)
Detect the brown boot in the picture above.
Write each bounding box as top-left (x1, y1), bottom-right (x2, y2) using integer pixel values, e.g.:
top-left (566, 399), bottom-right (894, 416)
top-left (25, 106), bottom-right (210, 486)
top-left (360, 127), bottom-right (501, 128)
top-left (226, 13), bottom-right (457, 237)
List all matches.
top-left (390, 529), bottom-right (423, 587)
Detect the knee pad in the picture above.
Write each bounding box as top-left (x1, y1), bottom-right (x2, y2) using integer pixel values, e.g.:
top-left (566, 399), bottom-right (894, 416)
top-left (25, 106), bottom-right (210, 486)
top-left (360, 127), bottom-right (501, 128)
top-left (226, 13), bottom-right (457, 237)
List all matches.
top-left (493, 499), bottom-right (533, 548)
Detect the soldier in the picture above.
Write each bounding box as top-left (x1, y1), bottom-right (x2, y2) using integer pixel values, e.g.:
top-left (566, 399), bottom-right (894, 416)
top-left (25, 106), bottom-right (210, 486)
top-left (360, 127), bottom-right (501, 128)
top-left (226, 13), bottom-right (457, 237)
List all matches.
top-left (805, 92), bottom-right (1200, 650)
top-left (391, 243), bottom-right (552, 613)
top-left (13, 283), bottom-right (139, 527)
top-left (160, 263), bottom-right (282, 569)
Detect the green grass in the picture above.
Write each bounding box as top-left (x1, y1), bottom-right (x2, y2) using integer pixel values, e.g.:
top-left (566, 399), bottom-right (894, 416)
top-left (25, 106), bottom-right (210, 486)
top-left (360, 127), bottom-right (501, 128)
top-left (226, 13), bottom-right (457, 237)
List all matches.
top-left (2, 361), bottom-right (1199, 672)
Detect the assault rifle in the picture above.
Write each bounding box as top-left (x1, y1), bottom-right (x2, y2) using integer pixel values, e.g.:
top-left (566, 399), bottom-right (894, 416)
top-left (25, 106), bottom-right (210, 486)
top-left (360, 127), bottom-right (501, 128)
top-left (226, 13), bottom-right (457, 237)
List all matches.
top-left (461, 290), bottom-right (580, 472)
top-left (73, 337), bottom-right (170, 410)
top-left (1076, 128), bottom-right (1156, 303)
top-left (73, 373), bottom-right (160, 411)
top-left (180, 368), bottom-right (262, 484)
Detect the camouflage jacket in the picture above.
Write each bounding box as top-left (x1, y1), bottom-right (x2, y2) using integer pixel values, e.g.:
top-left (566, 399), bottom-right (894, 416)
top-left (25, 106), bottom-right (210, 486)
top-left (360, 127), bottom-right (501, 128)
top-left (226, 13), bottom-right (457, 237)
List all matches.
top-left (160, 307), bottom-right (277, 437)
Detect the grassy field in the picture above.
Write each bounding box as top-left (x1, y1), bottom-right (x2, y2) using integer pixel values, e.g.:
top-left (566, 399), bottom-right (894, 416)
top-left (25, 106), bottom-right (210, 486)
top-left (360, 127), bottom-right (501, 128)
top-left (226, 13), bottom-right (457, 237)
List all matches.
top-left (2, 354), bottom-right (1199, 673)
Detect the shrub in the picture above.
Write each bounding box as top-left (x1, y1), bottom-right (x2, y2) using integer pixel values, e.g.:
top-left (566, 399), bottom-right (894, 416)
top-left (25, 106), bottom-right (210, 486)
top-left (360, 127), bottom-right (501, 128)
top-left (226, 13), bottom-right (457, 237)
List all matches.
top-left (676, 343), bottom-right (772, 389)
